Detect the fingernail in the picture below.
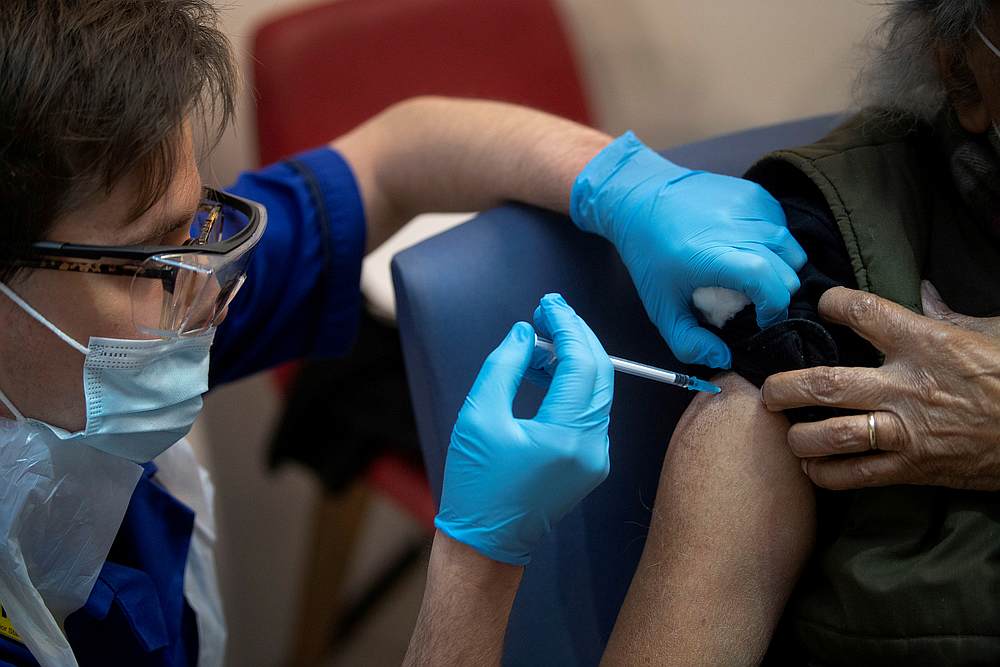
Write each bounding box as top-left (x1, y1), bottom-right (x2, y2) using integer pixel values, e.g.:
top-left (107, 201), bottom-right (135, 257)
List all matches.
top-left (760, 386), bottom-right (774, 411)
top-left (513, 321), bottom-right (532, 341)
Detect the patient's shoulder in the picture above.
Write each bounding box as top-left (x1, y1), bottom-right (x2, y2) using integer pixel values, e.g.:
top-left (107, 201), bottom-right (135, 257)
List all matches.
top-left (681, 372), bottom-right (764, 425)
top-left (672, 372), bottom-right (789, 458)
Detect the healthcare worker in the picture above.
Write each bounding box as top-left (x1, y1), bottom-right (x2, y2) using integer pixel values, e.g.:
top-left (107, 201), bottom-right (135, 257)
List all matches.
top-left (0, 2), bottom-right (805, 665)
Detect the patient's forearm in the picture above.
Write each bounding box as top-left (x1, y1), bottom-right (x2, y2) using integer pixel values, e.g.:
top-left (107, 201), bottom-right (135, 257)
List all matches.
top-left (332, 96), bottom-right (611, 251)
top-left (602, 373), bottom-right (815, 667)
top-left (403, 531), bottom-right (523, 666)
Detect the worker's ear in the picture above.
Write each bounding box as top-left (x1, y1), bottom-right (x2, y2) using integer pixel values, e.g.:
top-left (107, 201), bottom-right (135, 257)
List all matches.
top-left (937, 41), bottom-right (992, 134)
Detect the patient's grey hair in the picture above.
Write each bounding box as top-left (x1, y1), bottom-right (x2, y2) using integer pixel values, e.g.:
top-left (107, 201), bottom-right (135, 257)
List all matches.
top-left (856, 0), bottom-right (993, 120)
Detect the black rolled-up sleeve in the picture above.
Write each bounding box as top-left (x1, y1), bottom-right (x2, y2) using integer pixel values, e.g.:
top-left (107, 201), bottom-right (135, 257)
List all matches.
top-left (710, 194), bottom-right (882, 422)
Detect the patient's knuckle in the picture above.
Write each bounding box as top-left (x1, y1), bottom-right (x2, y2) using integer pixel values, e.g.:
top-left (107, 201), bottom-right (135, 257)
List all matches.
top-left (852, 458), bottom-right (878, 486)
top-left (845, 293), bottom-right (882, 327)
top-left (832, 421), bottom-right (859, 450)
top-left (806, 366), bottom-right (847, 403)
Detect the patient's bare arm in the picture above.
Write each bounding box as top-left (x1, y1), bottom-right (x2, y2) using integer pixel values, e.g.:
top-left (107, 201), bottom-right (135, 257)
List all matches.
top-left (602, 373), bottom-right (815, 666)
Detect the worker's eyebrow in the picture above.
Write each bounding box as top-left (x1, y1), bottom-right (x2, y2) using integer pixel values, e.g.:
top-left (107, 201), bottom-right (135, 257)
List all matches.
top-left (123, 208), bottom-right (197, 247)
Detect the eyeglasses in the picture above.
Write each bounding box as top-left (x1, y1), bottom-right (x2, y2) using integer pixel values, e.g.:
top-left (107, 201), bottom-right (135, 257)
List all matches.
top-left (4, 187), bottom-right (267, 338)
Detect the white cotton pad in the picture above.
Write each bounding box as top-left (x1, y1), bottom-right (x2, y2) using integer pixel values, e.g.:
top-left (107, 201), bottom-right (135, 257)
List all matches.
top-left (692, 287), bottom-right (751, 329)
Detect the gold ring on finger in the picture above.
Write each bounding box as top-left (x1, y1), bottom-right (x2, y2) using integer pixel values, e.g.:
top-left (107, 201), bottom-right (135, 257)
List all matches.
top-left (868, 412), bottom-right (878, 451)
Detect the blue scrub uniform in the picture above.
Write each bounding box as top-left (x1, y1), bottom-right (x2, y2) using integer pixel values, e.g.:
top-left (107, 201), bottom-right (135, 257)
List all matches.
top-left (0, 147), bottom-right (367, 667)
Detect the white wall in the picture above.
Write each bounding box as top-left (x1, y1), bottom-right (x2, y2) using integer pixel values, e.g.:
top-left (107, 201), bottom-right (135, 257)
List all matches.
top-left (562, 0), bottom-right (881, 146)
top-left (204, 0), bottom-right (882, 185)
top-left (196, 2), bottom-right (886, 665)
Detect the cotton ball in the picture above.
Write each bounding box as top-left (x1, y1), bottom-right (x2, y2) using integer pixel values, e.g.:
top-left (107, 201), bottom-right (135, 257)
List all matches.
top-left (692, 287), bottom-right (751, 329)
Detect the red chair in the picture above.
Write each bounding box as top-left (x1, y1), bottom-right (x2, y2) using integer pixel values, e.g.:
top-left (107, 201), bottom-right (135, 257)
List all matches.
top-left (254, 0), bottom-right (591, 162)
top-left (252, 0), bottom-right (591, 662)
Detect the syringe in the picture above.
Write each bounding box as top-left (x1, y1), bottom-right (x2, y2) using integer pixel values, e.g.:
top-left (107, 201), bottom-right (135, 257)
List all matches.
top-left (534, 335), bottom-right (722, 394)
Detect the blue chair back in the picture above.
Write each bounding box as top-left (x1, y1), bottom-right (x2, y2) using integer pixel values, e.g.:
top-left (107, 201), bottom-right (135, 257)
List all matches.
top-left (392, 115), bottom-right (840, 665)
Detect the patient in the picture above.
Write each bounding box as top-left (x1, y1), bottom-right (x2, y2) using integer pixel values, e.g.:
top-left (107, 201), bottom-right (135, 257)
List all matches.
top-left (602, 1), bottom-right (1000, 664)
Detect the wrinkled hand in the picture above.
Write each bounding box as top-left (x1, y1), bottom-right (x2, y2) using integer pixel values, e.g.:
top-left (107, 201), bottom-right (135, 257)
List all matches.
top-left (571, 131), bottom-right (806, 368)
top-left (435, 294), bottom-right (614, 565)
top-left (761, 285), bottom-right (1000, 491)
top-left (921, 280), bottom-right (1000, 338)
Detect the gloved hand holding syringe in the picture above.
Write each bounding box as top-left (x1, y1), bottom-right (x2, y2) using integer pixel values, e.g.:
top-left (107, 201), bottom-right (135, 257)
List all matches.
top-left (436, 293), bottom-right (719, 567)
top-left (534, 335), bottom-right (721, 394)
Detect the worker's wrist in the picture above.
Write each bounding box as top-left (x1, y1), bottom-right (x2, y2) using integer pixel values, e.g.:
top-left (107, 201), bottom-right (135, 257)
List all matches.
top-left (429, 530), bottom-right (524, 596)
top-left (569, 131), bottom-right (691, 240)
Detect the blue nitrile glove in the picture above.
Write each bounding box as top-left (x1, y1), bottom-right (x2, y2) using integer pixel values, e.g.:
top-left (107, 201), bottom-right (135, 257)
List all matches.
top-left (571, 131), bottom-right (808, 369)
top-left (435, 293), bottom-right (614, 565)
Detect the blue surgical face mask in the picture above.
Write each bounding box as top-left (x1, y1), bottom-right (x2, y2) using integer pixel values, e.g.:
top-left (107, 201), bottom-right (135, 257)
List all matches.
top-left (0, 281), bottom-right (214, 463)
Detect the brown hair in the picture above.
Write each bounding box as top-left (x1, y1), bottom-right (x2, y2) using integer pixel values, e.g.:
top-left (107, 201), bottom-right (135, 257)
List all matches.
top-left (0, 0), bottom-right (238, 281)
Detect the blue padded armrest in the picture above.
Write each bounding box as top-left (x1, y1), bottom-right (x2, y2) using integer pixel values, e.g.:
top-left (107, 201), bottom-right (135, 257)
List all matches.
top-left (392, 114), bottom-right (841, 666)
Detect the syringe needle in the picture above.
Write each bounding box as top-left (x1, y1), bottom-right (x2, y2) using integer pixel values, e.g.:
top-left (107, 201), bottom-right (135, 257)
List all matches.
top-left (534, 336), bottom-right (722, 394)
